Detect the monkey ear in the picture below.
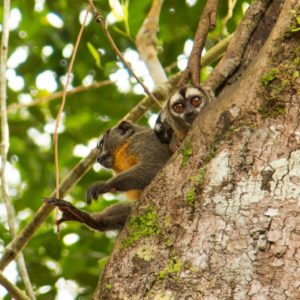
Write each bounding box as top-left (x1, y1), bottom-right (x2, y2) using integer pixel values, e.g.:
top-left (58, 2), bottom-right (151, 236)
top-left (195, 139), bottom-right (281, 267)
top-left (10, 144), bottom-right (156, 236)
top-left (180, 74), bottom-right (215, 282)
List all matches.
top-left (118, 121), bottom-right (135, 136)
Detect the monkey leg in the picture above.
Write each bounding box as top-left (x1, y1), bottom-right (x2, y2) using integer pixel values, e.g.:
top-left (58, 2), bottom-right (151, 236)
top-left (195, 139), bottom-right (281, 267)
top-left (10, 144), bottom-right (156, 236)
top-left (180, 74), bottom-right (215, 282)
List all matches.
top-left (44, 198), bottom-right (131, 231)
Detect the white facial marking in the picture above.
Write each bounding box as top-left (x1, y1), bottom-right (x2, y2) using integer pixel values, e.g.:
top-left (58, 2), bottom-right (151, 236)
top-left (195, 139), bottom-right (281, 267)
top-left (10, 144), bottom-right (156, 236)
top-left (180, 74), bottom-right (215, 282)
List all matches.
top-left (185, 86), bottom-right (202, 98)
top-left (169, 91), bottom-right (183, 106)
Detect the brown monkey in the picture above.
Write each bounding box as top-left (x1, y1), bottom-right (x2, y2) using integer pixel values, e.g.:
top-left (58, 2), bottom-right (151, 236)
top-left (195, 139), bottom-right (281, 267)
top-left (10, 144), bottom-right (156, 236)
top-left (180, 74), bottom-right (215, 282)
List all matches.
top-left (155, 85), bottom-right (210, 151)
top-left (45, 121), bottom-right (171, 231)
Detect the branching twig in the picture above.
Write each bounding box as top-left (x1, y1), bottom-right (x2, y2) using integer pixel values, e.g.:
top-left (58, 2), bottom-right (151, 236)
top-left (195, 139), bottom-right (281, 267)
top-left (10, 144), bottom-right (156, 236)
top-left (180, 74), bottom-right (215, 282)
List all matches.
top-left (53, 5), bottom-right (91, 210)
top-left (136, 0), bottom-right (167, 86)
top-left (222, 0), bottom-right (237, 28)
top-left (0, 0), bottom-right (35, 299)
top-left (205, 0), bottom-right (272, 94)
top-left (0, 271), bottom-right (31, 300)
top-left (177, 0), bottom-right (219, 88)
top-left (0, 37), bottom-right (227, 272)
top-left (88, 0), bottom-right (162, 108)
top-left (7, 80), bottom-right (113, 112)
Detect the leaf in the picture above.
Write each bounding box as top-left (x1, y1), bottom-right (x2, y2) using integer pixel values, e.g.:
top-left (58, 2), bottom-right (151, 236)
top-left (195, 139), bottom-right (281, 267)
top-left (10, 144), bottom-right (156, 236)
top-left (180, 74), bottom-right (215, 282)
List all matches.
top-left (87, 42), bottom-right (101, 68)
top-left (296, 16), bottom-right (300, 25)
top-left (291, 27), bottom-right (300, 32)
top-left (121, 0), bottom-right (131, 36)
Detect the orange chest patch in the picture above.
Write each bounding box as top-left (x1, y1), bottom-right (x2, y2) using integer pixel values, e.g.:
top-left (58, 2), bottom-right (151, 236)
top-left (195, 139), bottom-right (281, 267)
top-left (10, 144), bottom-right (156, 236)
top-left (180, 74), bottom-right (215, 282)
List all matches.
top-left (125, 190), bottom-right (142, 201)
top-left (113, 141), bottom-right (139, 173)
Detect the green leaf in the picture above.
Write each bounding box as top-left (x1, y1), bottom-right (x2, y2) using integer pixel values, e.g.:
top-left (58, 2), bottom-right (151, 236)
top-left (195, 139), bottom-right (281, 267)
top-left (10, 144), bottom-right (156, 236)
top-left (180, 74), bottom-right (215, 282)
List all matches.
top-left (87, 42), bottom-right (101, 68)
top-left (291, 27), bottom-right (300, 32)
top-left (121, 0), bottom-right (131, 36)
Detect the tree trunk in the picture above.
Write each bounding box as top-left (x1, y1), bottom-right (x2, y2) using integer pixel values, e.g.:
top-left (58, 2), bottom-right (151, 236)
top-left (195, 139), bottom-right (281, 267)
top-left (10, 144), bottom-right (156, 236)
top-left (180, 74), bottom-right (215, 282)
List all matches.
top-left (95, 0), bottom-right (300, 299)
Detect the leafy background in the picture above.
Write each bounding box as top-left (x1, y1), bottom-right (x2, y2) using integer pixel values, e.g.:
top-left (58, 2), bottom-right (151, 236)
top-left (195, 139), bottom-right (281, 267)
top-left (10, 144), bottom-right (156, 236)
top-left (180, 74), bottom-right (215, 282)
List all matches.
top-left (0, 0), bottom-right (252, 298)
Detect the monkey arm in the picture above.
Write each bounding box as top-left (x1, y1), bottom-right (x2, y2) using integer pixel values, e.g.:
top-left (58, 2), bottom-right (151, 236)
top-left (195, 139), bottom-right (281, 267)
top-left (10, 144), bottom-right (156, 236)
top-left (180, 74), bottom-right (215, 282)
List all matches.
top-left (86, 164), bottom-right (158, 203)
top-left (44, 198), bottom-right (131, 231)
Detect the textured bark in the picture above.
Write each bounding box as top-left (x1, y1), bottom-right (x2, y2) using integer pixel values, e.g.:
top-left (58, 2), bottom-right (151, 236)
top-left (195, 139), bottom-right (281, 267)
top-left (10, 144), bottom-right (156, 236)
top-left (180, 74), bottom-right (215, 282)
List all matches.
top-left (95, 1), bottom-right (300, 299)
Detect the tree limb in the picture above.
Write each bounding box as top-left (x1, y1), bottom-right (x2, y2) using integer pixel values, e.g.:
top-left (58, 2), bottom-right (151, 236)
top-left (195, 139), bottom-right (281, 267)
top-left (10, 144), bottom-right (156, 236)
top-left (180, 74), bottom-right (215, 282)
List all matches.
top-left (0, 0), bottom-right (35, 298)
top-left (136, 0), bottom-right (167, 86)
top-left (177, 0), bottom-right (220, 87)
top-left (205, 0), bottom-right (272, 94)
top-left (222, 0), bottom-right (237, 28)
top-left (165, 34), bottom-right (233, 73)
top-left (0, 34), bottom-right (230, 272)
top-left (0, 271), bottom-right (31, 300)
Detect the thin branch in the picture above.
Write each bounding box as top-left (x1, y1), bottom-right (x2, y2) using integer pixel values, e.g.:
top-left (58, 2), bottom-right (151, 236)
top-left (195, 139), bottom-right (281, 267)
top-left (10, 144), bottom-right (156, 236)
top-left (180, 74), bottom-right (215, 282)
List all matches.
top-left (222, 0), bottom-right (237, 28)
top-left (54, 5), bottom-right (91, 209)
top-left (0, 0), bottom-right (35, 299)
top-left (136, 0), bottom-right (167, 86)
top-left (88, 0), bottom-right (162, 108)
top-left (0, 271), bottom-right (31, 300)
top-left (7, 80), bottom-right (113, 113)
top-left (177, 0), bottom-right (220, 88)
top-left (205, 0), bottom-right (272, 94)
top-left (164, 34), bottom-right (232, 73)
top-left (0, 38), bottom-right (226, 271)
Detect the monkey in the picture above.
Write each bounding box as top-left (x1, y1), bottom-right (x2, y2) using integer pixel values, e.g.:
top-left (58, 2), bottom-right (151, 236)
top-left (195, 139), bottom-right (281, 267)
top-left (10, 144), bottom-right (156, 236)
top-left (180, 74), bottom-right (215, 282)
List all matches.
top-left (45, 121), bottom-right (172, 231)
top-left (154, 85), bottom-right (210, 152)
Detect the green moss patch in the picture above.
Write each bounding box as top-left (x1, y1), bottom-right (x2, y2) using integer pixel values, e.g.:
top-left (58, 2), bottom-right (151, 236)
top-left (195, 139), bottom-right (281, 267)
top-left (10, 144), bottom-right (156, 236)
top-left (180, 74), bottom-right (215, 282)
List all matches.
top-left (185, 187), bottom-right (196, 205)
top-left (180, 139), bottom-right (193, 167)
top-left (260, 68), bottom-right (280, 86)
top-left (158, 258), bottom-right (183, 280)
top-left (122, 208), bottom-right (160, 248)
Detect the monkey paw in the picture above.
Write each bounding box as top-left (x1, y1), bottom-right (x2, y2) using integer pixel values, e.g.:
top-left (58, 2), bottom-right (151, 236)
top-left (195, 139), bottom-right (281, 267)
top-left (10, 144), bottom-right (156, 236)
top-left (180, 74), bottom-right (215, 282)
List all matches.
top-left (44, 198), bottom-right (89, 225)
top-left (86, 181), bottom-right (110, 204)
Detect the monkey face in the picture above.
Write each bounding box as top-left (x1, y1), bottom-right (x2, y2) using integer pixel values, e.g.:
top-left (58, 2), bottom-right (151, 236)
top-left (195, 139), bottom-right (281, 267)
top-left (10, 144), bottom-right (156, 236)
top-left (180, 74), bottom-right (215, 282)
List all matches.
top-left (168, 85), bottom-right (208, 128)
top-left (96, 121), bottom-right (135, 169)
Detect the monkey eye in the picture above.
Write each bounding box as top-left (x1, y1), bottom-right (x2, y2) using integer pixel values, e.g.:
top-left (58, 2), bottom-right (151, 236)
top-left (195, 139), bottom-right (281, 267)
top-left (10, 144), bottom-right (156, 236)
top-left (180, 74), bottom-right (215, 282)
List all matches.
top-left (173, 103), bottom-right (185, 113)
top-left (191, 96), bottom-right (202, 107)
top-left (97, 139), bottom-right (103, 151)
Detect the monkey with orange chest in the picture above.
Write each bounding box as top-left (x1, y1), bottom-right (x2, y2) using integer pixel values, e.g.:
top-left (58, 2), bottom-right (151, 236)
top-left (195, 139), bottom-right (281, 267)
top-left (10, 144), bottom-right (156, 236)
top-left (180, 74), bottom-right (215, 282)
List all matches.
top-left (45, 121), bottom-right (172, 231)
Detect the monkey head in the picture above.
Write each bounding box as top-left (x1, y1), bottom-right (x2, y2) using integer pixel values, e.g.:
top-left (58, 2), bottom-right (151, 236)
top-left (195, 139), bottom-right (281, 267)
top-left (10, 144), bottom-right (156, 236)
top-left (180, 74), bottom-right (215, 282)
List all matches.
top-left (96, 121), bottom-right (136, 169)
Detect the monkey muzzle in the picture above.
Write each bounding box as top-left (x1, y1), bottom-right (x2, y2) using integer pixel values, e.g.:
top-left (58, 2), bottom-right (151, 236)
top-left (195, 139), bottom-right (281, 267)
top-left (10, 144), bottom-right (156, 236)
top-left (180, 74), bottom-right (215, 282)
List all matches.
top-left (184, 111), bottom-right (198, 125)
top-left (97, 151), bottom-right (113, 169)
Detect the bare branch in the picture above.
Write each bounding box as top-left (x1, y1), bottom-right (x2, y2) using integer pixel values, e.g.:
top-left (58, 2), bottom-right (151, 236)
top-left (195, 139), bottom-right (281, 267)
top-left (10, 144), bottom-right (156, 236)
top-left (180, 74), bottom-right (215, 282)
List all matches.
top-left (0, 0), bottom-right (35, 298)
top-left (165, 34), bottom-right (233, 73)
top-left (54, 5), bottom-right (90, 208)
top-left (0, 38), bottom-right (227, 271)
top-left (205, 0), bottom-right (272, 94)
top-left (222, 0), bottom-right (237, 28)
top-left (0, 271), bottom-right (31, 300)
top-left (136, 0), bottom-right (167, 86)
top-left (88, 0), bottom-right (162, 108)
top-left (7, 80), bottom-right (113, 113)
top-left (177, 0), bottom-right (220, 88)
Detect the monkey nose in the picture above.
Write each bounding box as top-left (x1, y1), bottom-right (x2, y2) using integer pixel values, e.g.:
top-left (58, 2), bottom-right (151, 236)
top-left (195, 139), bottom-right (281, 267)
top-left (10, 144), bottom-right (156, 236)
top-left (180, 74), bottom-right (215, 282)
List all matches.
top-left (97, 152), bottom-right (113, 168)
top-left (97, 152), bottom-right (108, 164)
top-left (185, 111), bottom-right (196, 122)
